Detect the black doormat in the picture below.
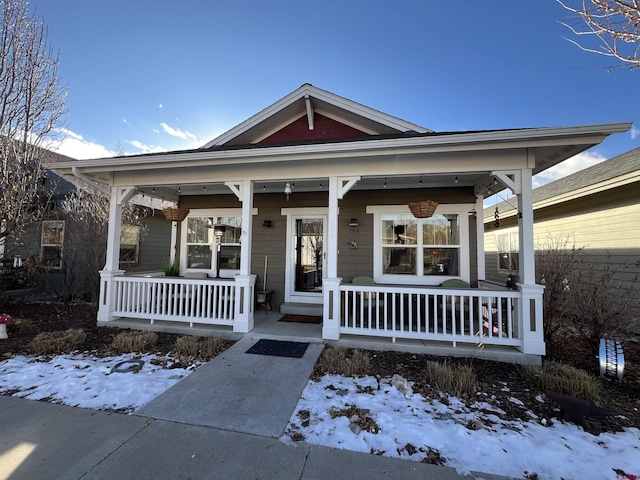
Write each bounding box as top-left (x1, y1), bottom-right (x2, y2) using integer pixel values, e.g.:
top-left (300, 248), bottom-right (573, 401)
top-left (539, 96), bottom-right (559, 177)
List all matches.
top-left (278, 314), bottom-right (322, 324)
top-left (245, 339), bottom-right (309, 358)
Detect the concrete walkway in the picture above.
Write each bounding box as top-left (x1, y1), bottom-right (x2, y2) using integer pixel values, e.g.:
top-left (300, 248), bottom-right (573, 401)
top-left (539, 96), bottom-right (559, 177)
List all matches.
top-left (0, 336), bottom-right (517, 480)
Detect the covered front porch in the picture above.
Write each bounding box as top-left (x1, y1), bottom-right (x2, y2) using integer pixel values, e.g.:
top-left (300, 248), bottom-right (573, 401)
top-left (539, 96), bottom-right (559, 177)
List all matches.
top-left (51, 85), bottom-right (630, 364)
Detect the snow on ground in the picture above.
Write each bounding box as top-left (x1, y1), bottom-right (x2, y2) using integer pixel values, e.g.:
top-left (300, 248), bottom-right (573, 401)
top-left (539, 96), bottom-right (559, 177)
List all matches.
top-left (0, 355), bottom-right (639, 480)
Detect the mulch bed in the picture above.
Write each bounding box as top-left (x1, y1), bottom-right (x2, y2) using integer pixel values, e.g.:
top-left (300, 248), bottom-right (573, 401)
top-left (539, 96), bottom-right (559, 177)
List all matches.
top-left (1, 300), bottom-right (638, 434)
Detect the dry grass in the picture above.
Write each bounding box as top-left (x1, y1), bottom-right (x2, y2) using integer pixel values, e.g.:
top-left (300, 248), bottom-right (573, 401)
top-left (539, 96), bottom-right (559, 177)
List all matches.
top-left (29, 329), bottom-right (87, 355)
top-left (521, 360), bottom-right (600, 403)
top-left (173, 335), bottom-right (227, 363)
top-left (7, 317), bottom-right (34, 334)
top-left (423, 361), bottom-right (477, 398)
top-left (110, 331), bottom-right (158, 353)
top-left (317, 346), bottom-right (370, 377)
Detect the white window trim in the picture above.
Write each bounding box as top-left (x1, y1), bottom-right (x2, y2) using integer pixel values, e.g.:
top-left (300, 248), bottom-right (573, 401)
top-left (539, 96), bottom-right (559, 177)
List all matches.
top-left (41, 220), bottom-right (65, 270)
top-left (366, 204), bottom-right (472, 285)
top-left (180, 208), bottom-right (256, 277)
top-left (495, 227), bottom-right (519, 273)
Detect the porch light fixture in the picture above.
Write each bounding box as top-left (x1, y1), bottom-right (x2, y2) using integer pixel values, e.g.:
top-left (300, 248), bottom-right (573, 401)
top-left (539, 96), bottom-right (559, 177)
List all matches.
top-left (262, 220), bottom-right (272, 228)
top-left (348, 218), bottom-right (359, 227)
top-left (213, 224), bottom-right (226, 237)
top-left (284, 182), bottom-right (292, 202)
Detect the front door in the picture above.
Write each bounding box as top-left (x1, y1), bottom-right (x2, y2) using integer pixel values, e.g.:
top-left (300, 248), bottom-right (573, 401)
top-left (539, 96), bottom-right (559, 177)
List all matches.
top-left (285, 214), bottom-right (326, 304)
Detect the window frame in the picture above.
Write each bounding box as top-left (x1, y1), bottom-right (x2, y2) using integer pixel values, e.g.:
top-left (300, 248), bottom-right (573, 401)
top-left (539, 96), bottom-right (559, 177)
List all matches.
top-left (41, 220), bottom-right (64, 269)
top-left (119, 224), bottom-right (142, 266)
top-left (495, 229), bottom-right (519, 274)
top-left (180, 208), bottom-right (248, 278)
top-left (366, 204), bottom-right (471, 285)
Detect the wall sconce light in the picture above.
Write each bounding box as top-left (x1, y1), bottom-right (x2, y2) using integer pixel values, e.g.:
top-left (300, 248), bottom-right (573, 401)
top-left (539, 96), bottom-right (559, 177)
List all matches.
top-left (284, 182), bottom-right (292, 201)
top-left (262, 220), bottom-right (272, 228)
top-left (348, 218), bottom-right (359, 227)
top-left (212, 224), bottom-right (226, 278)
top-left (213, 224), bottom-right (226, 237)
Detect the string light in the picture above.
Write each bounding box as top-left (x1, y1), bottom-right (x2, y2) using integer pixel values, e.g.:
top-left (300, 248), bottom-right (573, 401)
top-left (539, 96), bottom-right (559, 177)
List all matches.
top-left (454, 176), bottom-right (459, 184)
top-left (383, 177), bottom-right (387, 188)
top-left (419, 176), bottom-right (423, 187)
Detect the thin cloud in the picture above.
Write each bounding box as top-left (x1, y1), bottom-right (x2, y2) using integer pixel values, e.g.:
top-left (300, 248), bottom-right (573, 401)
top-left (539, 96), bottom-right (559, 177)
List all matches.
top-left (160, 122), bottom-right (198, 143)
top-left (122, 118), bottom-right (132, 127)
top-left (152, 128), bottom-right (160, 134)
top-left (128, 140), bottom-right (166, 154)
top-left (158, 103), bottom-right (163, 109)
top-left (532, 151), bottom-right (606, 189)
top-left (631, 125), bottom-right (640, 140)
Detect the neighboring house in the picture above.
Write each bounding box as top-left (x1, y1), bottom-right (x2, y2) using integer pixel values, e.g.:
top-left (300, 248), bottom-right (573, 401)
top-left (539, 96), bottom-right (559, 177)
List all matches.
top-left (50, 84), bottom-right (631, 363)
top-left (2, 151), bottom-right (172, 298)
top-left (484, 146), bottom-right (640, 317)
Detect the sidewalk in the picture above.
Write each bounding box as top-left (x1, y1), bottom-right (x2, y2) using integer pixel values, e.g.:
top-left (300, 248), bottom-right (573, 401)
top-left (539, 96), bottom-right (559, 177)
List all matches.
top-left (0, 336), bottom-right (516, 480)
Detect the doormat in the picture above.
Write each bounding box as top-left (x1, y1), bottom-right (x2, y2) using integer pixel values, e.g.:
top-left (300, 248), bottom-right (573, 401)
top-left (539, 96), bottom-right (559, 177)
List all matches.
top-left (246, 339), bottom-right (309, 358)
top-left (278, 314), bottom-right (322, 324)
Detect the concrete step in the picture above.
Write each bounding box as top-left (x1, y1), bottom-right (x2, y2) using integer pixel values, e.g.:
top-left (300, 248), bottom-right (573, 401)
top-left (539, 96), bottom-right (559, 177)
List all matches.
top-left (279, 302), bottom-right (323, 316)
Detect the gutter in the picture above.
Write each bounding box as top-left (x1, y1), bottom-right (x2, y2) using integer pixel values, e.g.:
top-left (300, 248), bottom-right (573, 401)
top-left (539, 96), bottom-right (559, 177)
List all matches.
top-left (71, 166), bottom-right (111, 196)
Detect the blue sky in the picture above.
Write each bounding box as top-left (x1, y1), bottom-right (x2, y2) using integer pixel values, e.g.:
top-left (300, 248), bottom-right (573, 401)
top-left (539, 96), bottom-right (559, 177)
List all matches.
top-left (34, 0), bottom-right (639, 187)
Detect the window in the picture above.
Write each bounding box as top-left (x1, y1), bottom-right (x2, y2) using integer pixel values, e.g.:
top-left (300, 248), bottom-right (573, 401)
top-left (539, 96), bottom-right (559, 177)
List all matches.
top-left (183, 213), bottom-right (242, 275)
top-left (368, 205), bottom-right (470, 284)
top-left (41, 220), bottom-right (64, 269)
top-left (496, 232), bottom-right (519, 272)
top-left (120, 225), bottom-right (141, 265)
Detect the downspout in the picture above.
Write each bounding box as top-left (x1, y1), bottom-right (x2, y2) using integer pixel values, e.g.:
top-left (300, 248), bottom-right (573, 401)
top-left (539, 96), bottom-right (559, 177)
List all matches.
top-left (71, 167), bottom-right (111, 196)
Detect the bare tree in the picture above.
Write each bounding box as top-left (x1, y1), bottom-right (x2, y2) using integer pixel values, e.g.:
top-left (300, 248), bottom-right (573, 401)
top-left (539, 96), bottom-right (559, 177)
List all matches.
top-left (558, 0), bottom-right (640, 69)
top-left (0, 0), bottom-right (67, 250)
top-left (60, 187), bottom-right (148, 305)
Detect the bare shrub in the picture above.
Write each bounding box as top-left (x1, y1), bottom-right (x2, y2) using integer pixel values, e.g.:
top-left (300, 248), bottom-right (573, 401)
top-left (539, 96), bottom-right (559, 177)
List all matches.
top-left (110, 331), bottom-right (158, 353)
top-left (565, 255), bottom-right (638, 354)
top-left (173, 335), bottom-right (226, 363)
top-left (317, 346), bottom-right (370, 377)
top-left (535, 235), bottom-right (584, 343)
top-left (423, 361), bottom-right (477, 398)
top-left (7, 317), bottom-right (33, 333)
top-left (29, 329), bottom-right (86, 355)
top-left (521, 360), bottom-right (600, 403)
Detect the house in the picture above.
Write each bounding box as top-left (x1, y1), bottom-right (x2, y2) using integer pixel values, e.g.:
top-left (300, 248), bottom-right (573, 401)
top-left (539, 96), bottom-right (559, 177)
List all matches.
top-left (1, 151), bottom-right (173, 300)
top-left (483, 146), bottom-right (640, 318)
top-left (49, 84), bottom-right (631, 363)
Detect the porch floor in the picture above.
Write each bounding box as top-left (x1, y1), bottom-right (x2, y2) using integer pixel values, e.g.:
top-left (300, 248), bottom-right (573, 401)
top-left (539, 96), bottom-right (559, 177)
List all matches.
top-left (99, 313), bottom-right (541, 365)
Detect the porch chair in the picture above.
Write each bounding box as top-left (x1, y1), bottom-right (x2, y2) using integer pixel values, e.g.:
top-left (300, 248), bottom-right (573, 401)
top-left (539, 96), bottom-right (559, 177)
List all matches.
top-left (439, 278), bottom-right (472, 332)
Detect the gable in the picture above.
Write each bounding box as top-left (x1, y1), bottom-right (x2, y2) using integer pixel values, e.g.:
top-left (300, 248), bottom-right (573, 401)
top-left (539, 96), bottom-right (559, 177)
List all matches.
top-left (203, 84), bottom-right (431, 148)
top-left (258, 113), bottom-right (368, 144)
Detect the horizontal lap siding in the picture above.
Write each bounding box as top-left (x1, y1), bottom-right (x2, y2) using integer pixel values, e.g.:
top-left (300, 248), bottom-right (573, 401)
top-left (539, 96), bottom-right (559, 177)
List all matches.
top-left (181, 188), bottom-right (476, 308)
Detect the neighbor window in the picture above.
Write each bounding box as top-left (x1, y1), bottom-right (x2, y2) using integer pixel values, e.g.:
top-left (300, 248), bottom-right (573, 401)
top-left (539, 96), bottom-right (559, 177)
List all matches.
top-left (368, 205), bottom-right (470, 283)
top-left (496, 232), bottom-right (519, 272)
top-left (184, 214), bottom-right (242, 274)
top-left (41, 220), bottom-right (64, 269)
top-left (120, 225), bottom-right (141, 265)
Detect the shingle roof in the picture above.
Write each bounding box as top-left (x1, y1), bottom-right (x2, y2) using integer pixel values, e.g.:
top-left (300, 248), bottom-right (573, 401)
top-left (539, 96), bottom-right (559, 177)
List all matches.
top-left (483, 146), bottom-right (640, 219)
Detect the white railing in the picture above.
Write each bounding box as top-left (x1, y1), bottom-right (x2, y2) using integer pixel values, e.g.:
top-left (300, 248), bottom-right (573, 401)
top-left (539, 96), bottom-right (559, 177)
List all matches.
top-left (112, 276), bottom-right (236, 326)
top-left (339, 284), bottom-right (521, 347)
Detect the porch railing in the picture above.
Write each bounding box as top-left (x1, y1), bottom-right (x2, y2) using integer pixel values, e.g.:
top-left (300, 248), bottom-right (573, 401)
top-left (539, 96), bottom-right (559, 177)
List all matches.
top-left (338, 284), bottom-right (521, 347)
top-left (111, 275), bottom-right (236, 326)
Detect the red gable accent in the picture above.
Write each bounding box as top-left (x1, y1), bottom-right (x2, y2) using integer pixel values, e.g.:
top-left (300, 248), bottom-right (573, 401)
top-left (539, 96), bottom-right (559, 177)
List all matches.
top-left (259, 113), bottom-right (367, 144)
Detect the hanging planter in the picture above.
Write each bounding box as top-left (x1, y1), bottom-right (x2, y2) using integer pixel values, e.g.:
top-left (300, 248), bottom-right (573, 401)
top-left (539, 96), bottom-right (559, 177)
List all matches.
top-left (408, 200), bottom-right (438, 218)
top-left (163, 207), bottom-right (190, 222)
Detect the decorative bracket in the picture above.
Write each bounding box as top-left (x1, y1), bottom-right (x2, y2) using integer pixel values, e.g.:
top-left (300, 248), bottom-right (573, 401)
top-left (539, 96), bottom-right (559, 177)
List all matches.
top-left (117, 186), bottom-right (137, 205)
top-left (491, 171), bottom-right (522, 195)
top-left (338, 176), bottom-right (360, 199)
top-left (225, 181), bottom-right (243, 201)
top-left (305, 95), bottom-right (314, 131)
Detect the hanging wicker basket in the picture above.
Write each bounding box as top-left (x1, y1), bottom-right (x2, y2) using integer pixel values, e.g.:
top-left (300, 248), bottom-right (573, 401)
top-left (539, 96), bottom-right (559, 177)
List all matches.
top-left (408, 200), bottom-right (439, 218)
top-left (163, 207), bottom-right (190, 222)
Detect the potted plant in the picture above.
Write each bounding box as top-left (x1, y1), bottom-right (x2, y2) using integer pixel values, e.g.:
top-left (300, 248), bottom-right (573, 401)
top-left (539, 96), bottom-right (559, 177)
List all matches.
top-left (163, 261), bottom-right (180, 277)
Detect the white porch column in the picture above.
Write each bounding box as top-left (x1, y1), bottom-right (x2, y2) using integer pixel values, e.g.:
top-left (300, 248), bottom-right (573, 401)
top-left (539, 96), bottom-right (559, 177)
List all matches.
top-left (516, 167), bottom-right (544, 355)
top-left (234, 179), bottom-right (255, 332)
top-left (517, 168), bottom-right (535, 285)
top-left (475, 195), bottom-right (485, 282)
top-left (98, 186), bottom-right (136, 322)
top-left (323, 176), bottom-right (341, 339)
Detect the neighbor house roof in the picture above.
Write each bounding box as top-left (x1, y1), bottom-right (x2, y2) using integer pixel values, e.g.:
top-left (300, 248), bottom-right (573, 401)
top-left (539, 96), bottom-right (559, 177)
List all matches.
top-left (483, 146), bottom-right (640, 221)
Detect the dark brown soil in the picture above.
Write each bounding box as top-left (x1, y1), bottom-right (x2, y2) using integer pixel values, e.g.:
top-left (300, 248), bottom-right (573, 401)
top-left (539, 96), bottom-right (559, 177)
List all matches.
top-left (1, 300), bottom-right (639, 434)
